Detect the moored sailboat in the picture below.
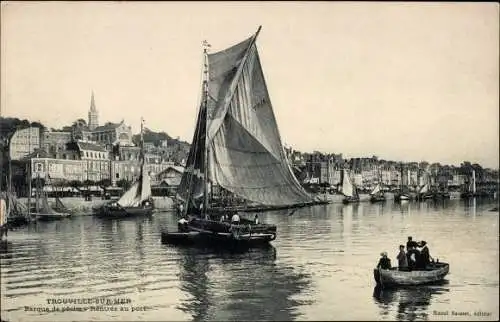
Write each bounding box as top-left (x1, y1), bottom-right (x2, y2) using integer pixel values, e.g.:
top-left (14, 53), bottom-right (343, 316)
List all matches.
top-left (163, 27), bottom-right (311, 247)
top-left (341, 169), bottom-right (359, 204)
top-left (395, 164), bottom-right (411, 202)
top-left (461, 169), bottom-right (478, 199)
top-left (369, 183), bottom-right (386, 203)
top-left (94, 118), bottom-right (154, 219)
top-left (33, 193), bottom-right (71, 221)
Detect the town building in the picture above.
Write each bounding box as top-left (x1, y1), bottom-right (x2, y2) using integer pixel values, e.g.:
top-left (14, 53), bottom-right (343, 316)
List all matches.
top-left (41, 129), bottom-right (72, 155)
top-left (92, 121), bottom-right (133, 147)
top-left (9, 127), bottom-right (40, 160)
top-left (156, 166), bottom-right (184, 186)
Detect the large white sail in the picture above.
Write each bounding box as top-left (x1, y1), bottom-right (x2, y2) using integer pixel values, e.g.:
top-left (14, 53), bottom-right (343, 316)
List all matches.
top-left (178, 28), bottom-right (313, 207)
top-left (342, 170), bottom-right (355, 198)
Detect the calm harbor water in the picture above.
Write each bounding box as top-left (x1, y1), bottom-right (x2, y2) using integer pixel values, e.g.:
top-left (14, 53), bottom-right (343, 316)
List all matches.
top-left (1, 198), bottom-right (498, 321)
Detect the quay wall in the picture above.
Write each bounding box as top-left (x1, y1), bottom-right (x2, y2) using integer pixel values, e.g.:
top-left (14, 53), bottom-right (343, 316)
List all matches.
top-left (17, 196), bottom-right (175, 215)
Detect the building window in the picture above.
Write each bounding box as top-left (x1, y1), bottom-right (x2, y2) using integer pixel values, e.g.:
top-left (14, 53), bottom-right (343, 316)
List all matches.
top-left (116, 173), bottom-right (119, 179)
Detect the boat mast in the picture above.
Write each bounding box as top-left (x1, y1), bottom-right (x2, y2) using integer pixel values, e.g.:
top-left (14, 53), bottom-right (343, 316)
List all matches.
top-left (202, 40), bottom-right (210, 214)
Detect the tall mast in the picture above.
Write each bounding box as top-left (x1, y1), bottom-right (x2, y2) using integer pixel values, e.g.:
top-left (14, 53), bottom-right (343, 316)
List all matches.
top-left (140, 117), bottom-right (144, 165)
top-left (202, 40), bottom-right (210, 214)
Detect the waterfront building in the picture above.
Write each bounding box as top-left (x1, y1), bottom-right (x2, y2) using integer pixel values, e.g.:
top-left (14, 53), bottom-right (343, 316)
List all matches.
top-left (156, 165), bottom-right (184, 186)
top-left (73, 141), bottom-right (109, 161)
top-left (8, 127), bottom-right (40, 160)
top-left (41, 129), bottom-right (72, 155)
top-left (114, 145), bottom-right (141, 161)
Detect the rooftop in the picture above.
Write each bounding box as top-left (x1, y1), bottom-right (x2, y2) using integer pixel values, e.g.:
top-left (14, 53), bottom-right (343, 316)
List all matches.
top-left (76, 141), bottom-right (107, 152)
top-left (93, 121), bottom-right (124, 132)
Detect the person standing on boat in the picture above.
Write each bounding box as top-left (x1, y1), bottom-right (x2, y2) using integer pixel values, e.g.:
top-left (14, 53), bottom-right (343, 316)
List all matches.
top-left (254, 214), bottom-right (259, 225)
top-left (231, 212), bottom-right (240, 224)
top-left (178, 217), bottom-right (189, 232)
top-left (397, 245), bottom-right (408, 271)
top-left (377, 252), bottom-right (391, 269)
top-left (406, 236), bottom-right (419, 250)
top-left (418, 241), bottom-right (433, 269)
top-left (406, 245), bottom-right (420, 270)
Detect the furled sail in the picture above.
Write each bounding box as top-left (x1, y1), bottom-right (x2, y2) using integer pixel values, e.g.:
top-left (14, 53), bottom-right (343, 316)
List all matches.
top-left (178, 28), bottom-right (313, 207)
top-left (342, 169), bottom-right (356, 198)
top-left (54, 197), bottom-right (68, 213)
top-left (39, 194), bottom-right (58, 214)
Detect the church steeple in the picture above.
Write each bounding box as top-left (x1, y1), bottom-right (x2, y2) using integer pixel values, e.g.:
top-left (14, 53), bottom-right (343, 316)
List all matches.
top-left (88, 91), bottom-right (99, 130)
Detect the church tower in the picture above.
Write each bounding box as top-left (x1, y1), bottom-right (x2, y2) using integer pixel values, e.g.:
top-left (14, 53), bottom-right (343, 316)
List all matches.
top-left (88, 91), bottom-right (99, 130)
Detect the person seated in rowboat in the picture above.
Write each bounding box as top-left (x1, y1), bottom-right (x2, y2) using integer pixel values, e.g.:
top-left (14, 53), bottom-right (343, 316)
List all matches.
top-left (377, 252), bottom-right (391, 269)
top-left (204, 213), bottom-right (211, 220)
top-left (396, 244), bottom-right (408, 271)
top-left (406, 244), bottom-right (421, 271)
top-left (220, 214), bottom-right (226, 222)
top-left (417, 241), bottom-right (434, 269)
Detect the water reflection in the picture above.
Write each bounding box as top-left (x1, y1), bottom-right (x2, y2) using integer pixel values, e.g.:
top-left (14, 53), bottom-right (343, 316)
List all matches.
top-left (176, 246), bottom-right (311, 321)
top-left (373, 284), bottom-right (450, 321)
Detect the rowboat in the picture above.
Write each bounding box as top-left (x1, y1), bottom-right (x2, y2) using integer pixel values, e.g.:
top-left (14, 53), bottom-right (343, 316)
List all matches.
top-left (373, 262), bottom-right (449, 287)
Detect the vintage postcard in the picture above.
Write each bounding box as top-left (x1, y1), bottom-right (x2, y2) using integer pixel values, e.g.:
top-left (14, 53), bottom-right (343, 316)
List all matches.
top-left (1, 1), bottom-right (498, 321)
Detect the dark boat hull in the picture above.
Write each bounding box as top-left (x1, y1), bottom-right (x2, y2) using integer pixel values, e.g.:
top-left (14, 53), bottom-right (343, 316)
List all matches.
top-left (162, 215), bottom-right (277, 249)
top-left (34, 212), bottom-right (71, 221)
top-left (374, 262), bottom-right (449, 287)
top-left (94, 205), bottom-right (154, 219)
top-left (161, 230), bottom-right (275, 249)
top-left (6, 216), bottom-right (31, 228)
top-left (395, 194), bottom-right (412, 201)
top-left (342, 196), bottom-right (360, 204)
top-left (370, 195), bottom-right (386, 203)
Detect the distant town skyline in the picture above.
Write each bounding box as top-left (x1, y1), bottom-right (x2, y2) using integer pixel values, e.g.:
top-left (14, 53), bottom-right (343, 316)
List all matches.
top-left (1, 2), bottom-right (498, 168)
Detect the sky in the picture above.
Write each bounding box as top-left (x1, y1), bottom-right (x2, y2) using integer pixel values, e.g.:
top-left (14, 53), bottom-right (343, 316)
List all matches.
top-left (1, 1), bottom-right (498, 168)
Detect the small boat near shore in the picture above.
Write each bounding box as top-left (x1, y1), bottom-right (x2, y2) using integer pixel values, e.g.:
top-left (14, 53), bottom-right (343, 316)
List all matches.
top-left (373, 262), bottom-right (449, 287)
top-left (94, 118), bottom-right (154, 219)
top-left (341, 169), bottom-right (360, 204)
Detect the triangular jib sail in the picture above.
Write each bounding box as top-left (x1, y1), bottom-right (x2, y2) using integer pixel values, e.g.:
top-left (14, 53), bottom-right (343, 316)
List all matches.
top-left (370, 183), bottom-right (381, 196)
top-left (177, 27), bottom-right (313, 208)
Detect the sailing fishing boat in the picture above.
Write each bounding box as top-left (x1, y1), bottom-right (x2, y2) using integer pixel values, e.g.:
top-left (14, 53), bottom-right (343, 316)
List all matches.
top-left (394, 164), bottom-right (411, 201)
top-left (341, 168), bottom-right (359, 204)
top-left (369, 169), bottom-right (386, 203)
top-left (94, 118), bottom-right (154, 219)
top-left (1, 144), bottom-right (30, 231)
top-left (31, 173), bottom-right (71, 221)
top-left (163, 27), bottom-right (310, 247)
top-left (461, 169), bottom-right (478, 199)
top-left (416, 171), bottom-right (433, 200)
